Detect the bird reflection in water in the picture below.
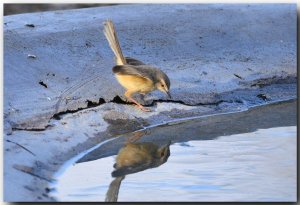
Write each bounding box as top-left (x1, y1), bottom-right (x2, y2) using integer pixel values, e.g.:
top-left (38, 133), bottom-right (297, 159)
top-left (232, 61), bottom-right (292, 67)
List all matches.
top-left (105, 131), bottom-right (171, 202)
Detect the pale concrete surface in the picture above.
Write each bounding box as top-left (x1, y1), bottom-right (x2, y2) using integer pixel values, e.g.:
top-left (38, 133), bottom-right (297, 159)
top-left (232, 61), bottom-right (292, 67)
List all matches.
top-left (4, 4), bottom-right (296, 130)
top-left (3, 4), bottom-right (297, 202)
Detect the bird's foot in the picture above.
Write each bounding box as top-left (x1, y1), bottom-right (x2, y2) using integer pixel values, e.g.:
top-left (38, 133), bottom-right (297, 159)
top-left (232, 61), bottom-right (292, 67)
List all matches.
top-left (124, 91), bottom-right (151, 112)
top-left (136, 105), bottom-right (151, 112)
top-left (128, 131), bottom-right (145, 142)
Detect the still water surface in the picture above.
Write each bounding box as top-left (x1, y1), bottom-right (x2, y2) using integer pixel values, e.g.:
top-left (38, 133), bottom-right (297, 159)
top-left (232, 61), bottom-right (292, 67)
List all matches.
top-left (51, 126), bottom-right (296, 202)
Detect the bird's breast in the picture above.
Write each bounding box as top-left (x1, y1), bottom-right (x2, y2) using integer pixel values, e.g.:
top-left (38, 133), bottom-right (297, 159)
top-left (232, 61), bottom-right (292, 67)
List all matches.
top-left (115, 74), bottom-right (155, 93)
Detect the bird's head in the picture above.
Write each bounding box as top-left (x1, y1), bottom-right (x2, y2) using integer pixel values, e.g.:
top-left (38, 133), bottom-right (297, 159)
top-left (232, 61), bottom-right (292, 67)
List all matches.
top-left (157, 141), bottom-right (171, 163)
top-left (155, 71), bottom-right (171, 99)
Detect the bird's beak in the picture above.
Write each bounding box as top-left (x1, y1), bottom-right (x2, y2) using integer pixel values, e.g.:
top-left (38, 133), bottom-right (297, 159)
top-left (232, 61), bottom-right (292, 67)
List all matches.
top-left (166, 91), bottom-right (172, 99)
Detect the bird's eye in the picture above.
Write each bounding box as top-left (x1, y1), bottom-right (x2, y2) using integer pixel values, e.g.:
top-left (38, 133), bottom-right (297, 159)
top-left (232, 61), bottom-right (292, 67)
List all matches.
top-left (161, 84), bottom-right (165, 87)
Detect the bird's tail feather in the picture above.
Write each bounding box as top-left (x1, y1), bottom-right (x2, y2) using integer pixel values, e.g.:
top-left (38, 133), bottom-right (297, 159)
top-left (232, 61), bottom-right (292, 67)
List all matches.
top-left (103, 20), bottom-right (126, 65)
top-left (105, 176), bottom-right (125, 202)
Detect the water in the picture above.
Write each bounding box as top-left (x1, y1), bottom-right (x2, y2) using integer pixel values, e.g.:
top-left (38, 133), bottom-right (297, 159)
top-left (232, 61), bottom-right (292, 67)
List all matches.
top-left (50, 126), bottom-right (296, 202)
top-left (49, 100), bottom-right (297, 202)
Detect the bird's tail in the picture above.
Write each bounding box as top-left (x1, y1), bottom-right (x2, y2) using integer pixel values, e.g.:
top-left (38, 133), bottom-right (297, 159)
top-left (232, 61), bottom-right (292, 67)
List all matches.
top-left (103, 20), bottom-right (127, 65)
top-left (105, 176), bottom-right (125, 202)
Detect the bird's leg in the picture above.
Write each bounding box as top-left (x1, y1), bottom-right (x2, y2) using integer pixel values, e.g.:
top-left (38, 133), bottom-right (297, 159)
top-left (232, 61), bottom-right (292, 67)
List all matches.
top-left (124, 90), bottom-right (151, 112)
top-left (140, 93), bottom-right (147, 102)
top-left (128, 131), bottom-right (145, 143)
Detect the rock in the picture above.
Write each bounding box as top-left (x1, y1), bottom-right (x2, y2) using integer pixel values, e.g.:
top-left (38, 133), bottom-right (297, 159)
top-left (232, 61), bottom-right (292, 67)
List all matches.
top-left (4, 4), bottom-right (296, 130)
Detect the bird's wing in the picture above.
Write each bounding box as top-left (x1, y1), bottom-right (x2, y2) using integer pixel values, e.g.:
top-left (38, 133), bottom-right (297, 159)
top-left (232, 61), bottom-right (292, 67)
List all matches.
top-left (111, 162), bottom-right (152, 178)
top-left (112, 65), bottom-right (156, 82)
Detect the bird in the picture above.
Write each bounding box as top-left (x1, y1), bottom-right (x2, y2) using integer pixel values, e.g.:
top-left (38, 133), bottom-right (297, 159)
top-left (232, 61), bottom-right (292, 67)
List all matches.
top-left (112, 141), bottom-right (171, 177)
top-left (103, 20), bottom-right (171, 112)
top-left (105, 141), bottom-right (171, 202)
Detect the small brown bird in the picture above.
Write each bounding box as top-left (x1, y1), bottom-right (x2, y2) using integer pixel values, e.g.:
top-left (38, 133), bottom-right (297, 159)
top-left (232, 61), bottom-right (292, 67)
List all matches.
top-left (105, 141), bottom-right (171, 202)
top-left (112, 141), bottom-right (171, 177)
top-left (103, 20), bottom-right (171, 112)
